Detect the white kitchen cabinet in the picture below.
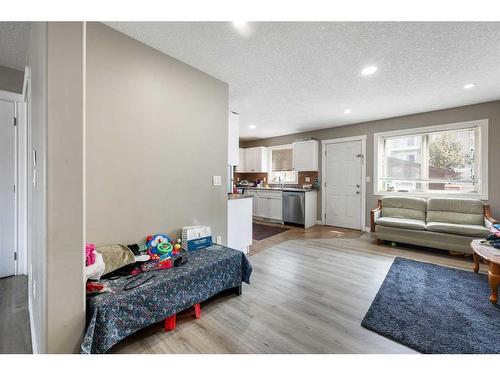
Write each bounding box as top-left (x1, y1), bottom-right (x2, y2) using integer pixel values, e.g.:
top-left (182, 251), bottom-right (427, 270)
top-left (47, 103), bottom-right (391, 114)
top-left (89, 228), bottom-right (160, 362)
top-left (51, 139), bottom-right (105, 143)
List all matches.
top-left (292, 140), bottom-right (319, 171)
top-left (228, 112), bottom-right (239, 166)
top-left (256, 195), bottom-right (267, 217)
top-left (236, 148), bottom-right (246, 172)
top-left (244, 147), bottom-right (268, 172)
top-left (267, 195), bottom-right (283, 221)
top-left (246, 189), bottom-right (282, 221)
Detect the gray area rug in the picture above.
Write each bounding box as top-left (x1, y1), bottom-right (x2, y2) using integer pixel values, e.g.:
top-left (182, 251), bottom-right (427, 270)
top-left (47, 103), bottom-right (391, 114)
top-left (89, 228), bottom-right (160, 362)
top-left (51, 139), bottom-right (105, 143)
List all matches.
top-left (361, 257), bottom-right (500, 354)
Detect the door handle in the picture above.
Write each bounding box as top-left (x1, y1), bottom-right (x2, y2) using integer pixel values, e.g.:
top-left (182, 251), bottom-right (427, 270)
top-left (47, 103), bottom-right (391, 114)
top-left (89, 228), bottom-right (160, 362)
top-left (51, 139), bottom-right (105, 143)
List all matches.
top-left (356, 191), bottom-right (360, 194)
top-left (356, 184), bottom-right (360, 188)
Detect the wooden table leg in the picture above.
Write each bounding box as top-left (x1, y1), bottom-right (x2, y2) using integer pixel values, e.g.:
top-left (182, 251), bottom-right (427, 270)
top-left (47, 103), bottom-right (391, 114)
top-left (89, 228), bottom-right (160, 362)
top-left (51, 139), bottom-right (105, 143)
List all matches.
top-left (473, 251), bottom-right (480, 273)
top-left (488, 263), bottom-right (500, 304)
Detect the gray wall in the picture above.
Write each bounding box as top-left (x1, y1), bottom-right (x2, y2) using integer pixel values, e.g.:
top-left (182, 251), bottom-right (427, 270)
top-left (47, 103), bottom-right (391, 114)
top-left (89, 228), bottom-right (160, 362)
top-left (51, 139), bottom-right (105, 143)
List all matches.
top-left (86, 23), bottom-right (229, 246)
top-left (0, 65), bottom-right (24, 94)
top-left (27, 21), bottom-right (48, 354)
top-left (46, 22), bottom-right (85, 354)
top-left (27, 22), bottom-right (86, 354)
top-left (242, 100), bottom-right (500, 226)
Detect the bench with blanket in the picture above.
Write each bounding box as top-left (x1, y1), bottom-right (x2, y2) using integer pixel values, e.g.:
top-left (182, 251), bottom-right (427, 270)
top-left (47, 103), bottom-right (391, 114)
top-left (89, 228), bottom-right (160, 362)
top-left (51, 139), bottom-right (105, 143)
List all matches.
top-left (371, 196), bottom-right (497, 254)
top-left (81, 244), bottom-right (252, 354)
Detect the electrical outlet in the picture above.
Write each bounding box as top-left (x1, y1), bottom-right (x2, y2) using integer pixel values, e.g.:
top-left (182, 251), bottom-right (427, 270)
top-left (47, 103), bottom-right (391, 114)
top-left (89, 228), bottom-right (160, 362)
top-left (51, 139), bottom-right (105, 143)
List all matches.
top-left (216, 236), bottom-right (222, 245)
top-left (305, 177), bottom-right (310, 183)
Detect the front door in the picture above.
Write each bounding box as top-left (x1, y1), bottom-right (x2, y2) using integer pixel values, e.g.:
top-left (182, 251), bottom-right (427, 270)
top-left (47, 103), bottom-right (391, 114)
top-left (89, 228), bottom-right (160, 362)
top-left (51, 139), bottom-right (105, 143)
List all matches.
top-left (324, 140), bottom-right (363, 230)
top-left (0, 100), bottom-right (16, 278)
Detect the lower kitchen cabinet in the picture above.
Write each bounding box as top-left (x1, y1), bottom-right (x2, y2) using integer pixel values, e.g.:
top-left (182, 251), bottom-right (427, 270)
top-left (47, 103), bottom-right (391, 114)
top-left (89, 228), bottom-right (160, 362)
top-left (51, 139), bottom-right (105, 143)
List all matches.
top-left (246, 188), bottom-right (318, 228)
top-left (246, 189), bottom-right (282, 221)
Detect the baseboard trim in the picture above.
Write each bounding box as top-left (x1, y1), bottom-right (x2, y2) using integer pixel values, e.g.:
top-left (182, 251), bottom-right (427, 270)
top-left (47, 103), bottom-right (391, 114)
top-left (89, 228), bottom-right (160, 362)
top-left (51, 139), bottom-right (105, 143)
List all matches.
top-left (316, 220), bottom-right (324, 225)
top-left (364, 226), bottom-right (371, 233)
top-left (28, 295), bottom-right (38, 354)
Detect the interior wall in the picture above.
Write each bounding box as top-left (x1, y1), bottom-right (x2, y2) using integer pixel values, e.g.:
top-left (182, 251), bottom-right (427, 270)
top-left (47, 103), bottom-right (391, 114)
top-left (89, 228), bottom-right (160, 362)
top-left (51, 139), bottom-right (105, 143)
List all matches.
top-left (46, 22), bottom-right (85, 354)
top-left (0, 65), bottom-right (24, 94)
top-left (27, 21), bottom-right (86, 354)
top-left (85, 23), bottom-right (229, 246)
top-left (27, 21), bottom-right (48, 354)
top-left (242, 100), bottom-right (500, 226)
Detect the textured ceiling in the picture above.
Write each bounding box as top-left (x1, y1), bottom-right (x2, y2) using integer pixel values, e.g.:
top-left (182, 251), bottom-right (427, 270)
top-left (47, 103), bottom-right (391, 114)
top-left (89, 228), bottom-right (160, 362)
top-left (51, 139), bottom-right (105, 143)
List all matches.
top-left (0, 22), bottom-right (30, 71)
top-left (106, 22), bottom-right (500, 140)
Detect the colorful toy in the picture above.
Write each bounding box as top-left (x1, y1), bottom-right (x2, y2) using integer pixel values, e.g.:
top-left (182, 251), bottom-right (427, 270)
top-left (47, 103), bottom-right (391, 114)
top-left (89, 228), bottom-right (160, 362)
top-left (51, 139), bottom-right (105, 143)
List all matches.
top-left (173, 239), bottom-right (182, 255)
top-left (146, 234), bottom-right (171, 251)
top-left (157, 242), bottom-right (173, 254)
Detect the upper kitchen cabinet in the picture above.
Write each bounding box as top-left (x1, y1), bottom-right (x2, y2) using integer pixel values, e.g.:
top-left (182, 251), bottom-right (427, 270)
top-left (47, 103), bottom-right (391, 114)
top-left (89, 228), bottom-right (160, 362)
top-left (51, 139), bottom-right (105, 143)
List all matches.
top-left (244, 147), bottom-right (268, 172)
top-left (228, 111), bottom-right (240, 165)
top-left (236, 148), bottom-right (246, 172)
top-left (292, 140), bottom-right (319, 171)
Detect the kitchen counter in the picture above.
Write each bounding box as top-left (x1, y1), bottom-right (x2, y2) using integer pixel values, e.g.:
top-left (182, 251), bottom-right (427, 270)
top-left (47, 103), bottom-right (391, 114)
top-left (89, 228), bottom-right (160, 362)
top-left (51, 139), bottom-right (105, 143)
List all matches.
top-left (228, 194), bottom-right (253, 200)
top-left (242, 186), bottom-right (318, 192)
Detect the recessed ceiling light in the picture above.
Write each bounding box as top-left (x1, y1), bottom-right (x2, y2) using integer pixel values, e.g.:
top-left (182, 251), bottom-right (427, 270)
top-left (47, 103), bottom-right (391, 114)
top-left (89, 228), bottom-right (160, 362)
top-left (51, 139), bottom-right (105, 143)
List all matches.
top-left (232, 21), bottom-right (248, 30)
top-left (344, 108), bottom-right (352, 114)
top-left (464, 83), bottom-right (475, 89)
top-left (249, 124), bottom-right (256, 130)
top-left (361, 66), bottom-right (378, 76)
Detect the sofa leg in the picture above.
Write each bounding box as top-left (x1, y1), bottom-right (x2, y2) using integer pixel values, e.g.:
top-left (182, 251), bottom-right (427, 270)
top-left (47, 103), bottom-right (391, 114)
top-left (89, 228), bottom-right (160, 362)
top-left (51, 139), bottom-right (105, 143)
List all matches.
top-left (449, 251), bottom-right (463, 256)
top-left (376, 239), bottom-right (383, 245)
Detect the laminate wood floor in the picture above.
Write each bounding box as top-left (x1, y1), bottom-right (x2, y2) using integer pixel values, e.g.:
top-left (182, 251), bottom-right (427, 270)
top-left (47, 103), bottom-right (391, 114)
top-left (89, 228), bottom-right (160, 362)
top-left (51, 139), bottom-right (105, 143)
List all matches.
top-left (111, 226), bottom-right (484, 354)
top-left (0, 275), bottom-right (32, 354)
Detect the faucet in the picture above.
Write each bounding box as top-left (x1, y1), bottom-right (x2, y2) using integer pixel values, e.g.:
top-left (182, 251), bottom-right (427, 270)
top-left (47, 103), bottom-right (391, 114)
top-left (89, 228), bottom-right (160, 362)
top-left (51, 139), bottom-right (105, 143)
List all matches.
top-left (278, 176), bottom-right (285, 189)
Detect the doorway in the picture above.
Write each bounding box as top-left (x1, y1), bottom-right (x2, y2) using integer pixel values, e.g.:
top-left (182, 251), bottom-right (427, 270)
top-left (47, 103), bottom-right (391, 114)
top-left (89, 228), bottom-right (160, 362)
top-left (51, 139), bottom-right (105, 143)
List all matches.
top-left (0, 100), bottom-right (16, 278)
top-left (322, 136), bottom-right (366, 231)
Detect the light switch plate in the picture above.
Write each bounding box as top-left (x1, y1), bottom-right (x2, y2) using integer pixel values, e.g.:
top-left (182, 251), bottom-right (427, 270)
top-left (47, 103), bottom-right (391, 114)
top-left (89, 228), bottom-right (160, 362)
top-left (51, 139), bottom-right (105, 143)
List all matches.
top-left (212, 176), bottom-right (221, 186)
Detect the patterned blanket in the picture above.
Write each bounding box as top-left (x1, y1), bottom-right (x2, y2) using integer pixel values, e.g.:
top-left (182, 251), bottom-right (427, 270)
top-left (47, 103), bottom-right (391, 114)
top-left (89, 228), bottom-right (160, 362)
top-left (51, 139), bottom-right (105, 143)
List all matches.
top-left (81, 245), bottom-right (252, 354)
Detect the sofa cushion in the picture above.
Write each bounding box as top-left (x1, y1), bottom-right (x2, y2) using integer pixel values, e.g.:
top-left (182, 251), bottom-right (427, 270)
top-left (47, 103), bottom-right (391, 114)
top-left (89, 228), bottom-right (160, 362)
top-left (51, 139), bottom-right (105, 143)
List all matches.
top-left (427, 198), bottom-right (484, 226)
top-left (426, 222), bottom-right (490, 238)
top-left (375, 225), bottom-right (476, 254)
top-left (376, 217), bottom-right (426, 231)
top-left (381, 196), bottom-right (427, 221)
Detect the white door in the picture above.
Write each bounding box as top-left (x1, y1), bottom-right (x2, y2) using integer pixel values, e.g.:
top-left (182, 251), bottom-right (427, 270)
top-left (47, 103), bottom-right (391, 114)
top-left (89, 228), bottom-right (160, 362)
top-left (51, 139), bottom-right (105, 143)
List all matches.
top-left (325, 140), bottom-right (363, 229)
top-left (0, 100), bottom-right (16, 278)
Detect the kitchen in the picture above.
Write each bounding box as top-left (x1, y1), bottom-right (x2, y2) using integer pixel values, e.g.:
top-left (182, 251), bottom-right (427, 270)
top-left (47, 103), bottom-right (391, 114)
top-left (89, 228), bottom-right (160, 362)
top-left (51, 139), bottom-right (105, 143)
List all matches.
top-left (227, 112), bottom-right (319, 254)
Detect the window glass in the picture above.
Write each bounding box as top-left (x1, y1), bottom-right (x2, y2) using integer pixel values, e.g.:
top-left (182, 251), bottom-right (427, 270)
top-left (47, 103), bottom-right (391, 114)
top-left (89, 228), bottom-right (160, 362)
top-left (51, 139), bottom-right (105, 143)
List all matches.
top-left (377, 125), bottom-right (481, 195)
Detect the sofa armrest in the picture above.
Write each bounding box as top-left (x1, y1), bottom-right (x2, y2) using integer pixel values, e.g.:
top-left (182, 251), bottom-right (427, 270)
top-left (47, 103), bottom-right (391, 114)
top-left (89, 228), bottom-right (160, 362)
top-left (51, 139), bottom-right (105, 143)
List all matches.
top-left (371, 199), bottom-right (382, 232)
top-left (484, 204), bottom-right (498, 229)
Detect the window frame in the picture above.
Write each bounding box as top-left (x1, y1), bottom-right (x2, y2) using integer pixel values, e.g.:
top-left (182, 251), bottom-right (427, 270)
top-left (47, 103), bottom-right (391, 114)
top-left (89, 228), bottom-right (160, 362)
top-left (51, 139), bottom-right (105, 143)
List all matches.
top-left (373, 119), bottom-right (488, 199)
top-left (267, 144), bottom-right (298, 185)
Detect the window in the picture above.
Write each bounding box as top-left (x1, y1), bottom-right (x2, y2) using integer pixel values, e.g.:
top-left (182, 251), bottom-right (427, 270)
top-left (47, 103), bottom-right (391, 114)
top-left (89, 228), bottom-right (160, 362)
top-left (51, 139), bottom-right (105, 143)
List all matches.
top-left (268, 146), bottom-right (298, 184)
top-left (374, 120), bottom-right (488, 198)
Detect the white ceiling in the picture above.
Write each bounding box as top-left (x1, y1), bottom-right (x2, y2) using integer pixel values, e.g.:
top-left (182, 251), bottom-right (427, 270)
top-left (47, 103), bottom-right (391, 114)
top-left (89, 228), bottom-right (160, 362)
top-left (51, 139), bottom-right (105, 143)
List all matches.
top-left (0, 22), bottom-right (30, 71)
top-left (107, 22), bottom-right (500, 140)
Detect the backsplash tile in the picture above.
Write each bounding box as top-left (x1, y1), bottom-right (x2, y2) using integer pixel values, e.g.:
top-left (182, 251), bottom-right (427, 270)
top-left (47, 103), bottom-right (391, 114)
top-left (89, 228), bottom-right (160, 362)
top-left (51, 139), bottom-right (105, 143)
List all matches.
top-left (235, 171), bottom-right (319, 188)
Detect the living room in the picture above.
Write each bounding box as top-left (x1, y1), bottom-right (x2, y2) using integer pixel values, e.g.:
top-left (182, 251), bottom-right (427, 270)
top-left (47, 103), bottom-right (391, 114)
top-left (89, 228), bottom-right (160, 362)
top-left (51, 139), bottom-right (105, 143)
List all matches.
top-left (0, 1), bottom-right (499, 373)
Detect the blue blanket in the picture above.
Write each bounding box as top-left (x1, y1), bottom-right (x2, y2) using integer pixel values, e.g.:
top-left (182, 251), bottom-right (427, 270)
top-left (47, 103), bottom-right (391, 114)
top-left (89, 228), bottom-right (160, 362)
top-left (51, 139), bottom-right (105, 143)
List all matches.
top-left (81, 245), bottom-right (252, 354)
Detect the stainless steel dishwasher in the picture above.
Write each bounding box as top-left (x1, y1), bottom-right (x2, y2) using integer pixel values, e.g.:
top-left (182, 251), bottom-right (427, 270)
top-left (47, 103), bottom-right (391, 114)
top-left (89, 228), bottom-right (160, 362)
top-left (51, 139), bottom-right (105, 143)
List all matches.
top-left (282, 191), bottom-right (305, 226)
